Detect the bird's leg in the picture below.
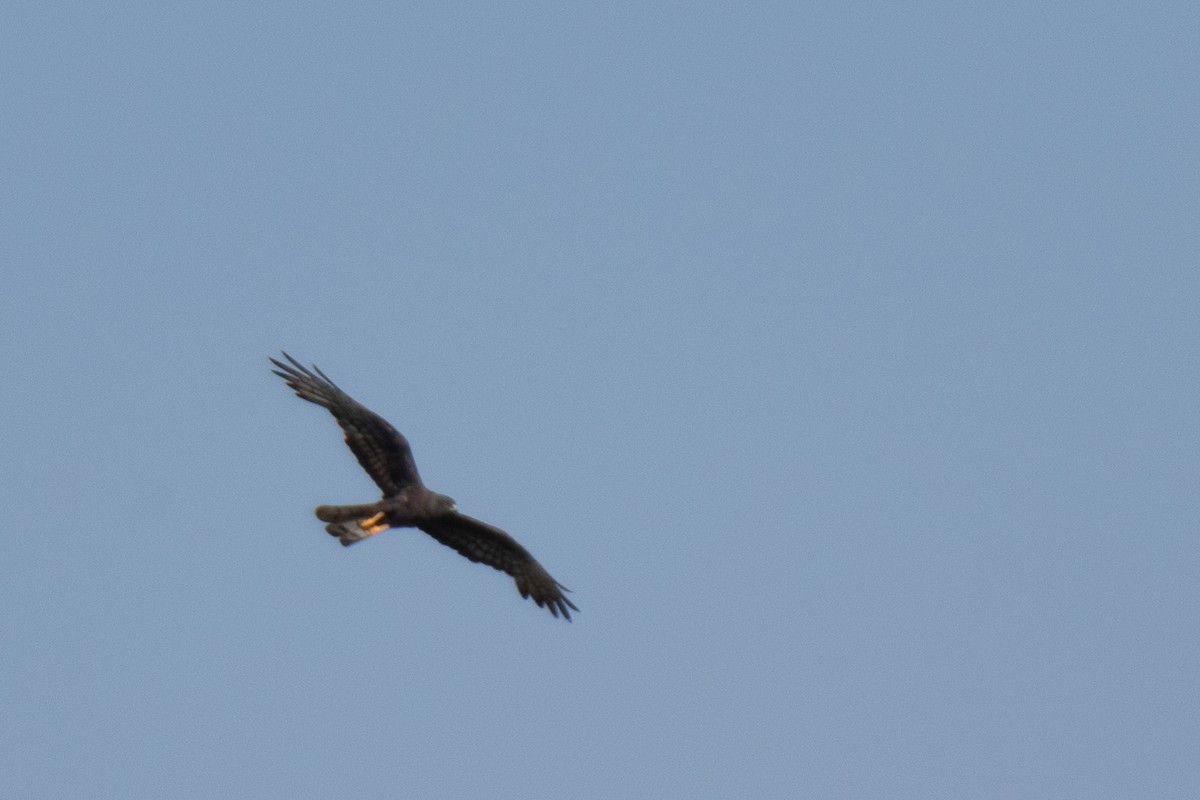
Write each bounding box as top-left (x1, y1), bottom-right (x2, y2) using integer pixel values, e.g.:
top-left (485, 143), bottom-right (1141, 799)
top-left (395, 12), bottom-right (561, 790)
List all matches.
top-left (358, 511), bottom-right (385, 528)
top-left (357, 512), bottom-right (390, 535)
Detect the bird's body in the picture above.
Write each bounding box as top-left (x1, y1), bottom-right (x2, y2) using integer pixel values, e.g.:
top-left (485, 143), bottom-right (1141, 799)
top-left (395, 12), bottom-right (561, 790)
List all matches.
top-left (271, 352), bottom-right (577, 620)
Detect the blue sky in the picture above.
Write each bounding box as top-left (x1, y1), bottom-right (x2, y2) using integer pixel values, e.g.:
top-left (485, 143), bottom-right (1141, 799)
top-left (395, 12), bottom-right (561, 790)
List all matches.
top-left (2, 4), bottom-right (1197, 798)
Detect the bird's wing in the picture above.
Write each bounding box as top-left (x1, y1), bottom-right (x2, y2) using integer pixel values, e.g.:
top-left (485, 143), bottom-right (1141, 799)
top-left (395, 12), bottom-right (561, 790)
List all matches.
top-left (271, 352), bottom-right (421, 495)
top-left (418, 512), bottom-right (578, 621)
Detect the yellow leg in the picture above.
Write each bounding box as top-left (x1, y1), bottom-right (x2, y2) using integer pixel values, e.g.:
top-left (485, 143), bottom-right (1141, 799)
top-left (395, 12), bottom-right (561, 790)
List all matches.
top-left (357, 512), bottom-right (389, 535)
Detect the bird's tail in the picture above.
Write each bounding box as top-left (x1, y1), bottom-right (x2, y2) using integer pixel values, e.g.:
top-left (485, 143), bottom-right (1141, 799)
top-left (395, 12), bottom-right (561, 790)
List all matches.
top-left (314, 503), bottom-right (384, 523)
top-left (314, 503), bottom-right (390, 547)
top-left (325, 521), bottom-right (381, 547)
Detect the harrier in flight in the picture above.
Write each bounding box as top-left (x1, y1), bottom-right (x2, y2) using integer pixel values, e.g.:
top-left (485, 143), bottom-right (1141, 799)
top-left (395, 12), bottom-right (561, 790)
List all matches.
top-left (271, 352), bottom-right (577, 620)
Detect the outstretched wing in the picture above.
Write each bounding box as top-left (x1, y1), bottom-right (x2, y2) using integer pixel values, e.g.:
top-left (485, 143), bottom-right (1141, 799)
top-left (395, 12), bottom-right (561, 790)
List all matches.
top-left (418, 512), bottom-right (578, 620)
top-left (271, 352), bottom-right (421, 496)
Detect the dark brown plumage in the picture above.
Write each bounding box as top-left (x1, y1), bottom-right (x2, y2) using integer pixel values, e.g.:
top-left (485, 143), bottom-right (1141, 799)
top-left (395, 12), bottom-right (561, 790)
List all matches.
top-left (271, 352), bottom-right (577, 620)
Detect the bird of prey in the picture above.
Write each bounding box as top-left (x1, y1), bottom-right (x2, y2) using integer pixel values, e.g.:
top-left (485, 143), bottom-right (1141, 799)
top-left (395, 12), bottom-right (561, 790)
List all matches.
top-left (271, 352), bottom-right (577, 620)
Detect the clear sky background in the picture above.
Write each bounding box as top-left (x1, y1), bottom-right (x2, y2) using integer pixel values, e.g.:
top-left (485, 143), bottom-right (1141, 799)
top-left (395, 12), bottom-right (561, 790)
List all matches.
top-left (2, 4), bottom-right (1197, 798)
